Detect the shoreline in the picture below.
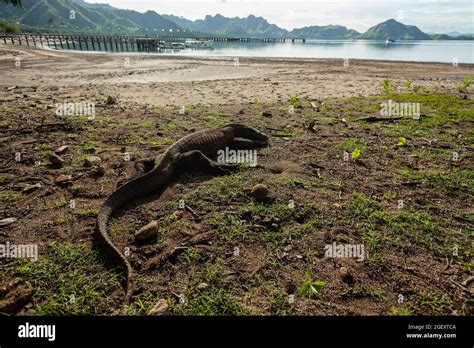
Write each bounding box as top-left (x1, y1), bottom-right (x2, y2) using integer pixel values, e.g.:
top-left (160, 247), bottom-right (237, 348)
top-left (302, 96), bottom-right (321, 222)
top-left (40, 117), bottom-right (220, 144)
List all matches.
top-left (16, 44), bottom-right (474, 66)
top-left (0, 44), bottom-right (472, 107)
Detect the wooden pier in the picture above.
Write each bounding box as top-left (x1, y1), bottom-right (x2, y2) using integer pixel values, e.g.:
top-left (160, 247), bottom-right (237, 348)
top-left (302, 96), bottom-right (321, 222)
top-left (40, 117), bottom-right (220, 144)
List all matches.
top-left (0, 33), bottom-right (306, 52)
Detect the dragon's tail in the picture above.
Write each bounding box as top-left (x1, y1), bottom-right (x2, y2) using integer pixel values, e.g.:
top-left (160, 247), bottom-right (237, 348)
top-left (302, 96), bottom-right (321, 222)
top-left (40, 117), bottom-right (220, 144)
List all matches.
top-left (95, 161), bottom-right (173, 310)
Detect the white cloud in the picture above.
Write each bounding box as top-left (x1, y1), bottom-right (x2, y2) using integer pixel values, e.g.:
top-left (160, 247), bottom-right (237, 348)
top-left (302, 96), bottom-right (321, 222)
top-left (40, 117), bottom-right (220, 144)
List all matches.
top-left (85, 0), bottom-right (474, 33)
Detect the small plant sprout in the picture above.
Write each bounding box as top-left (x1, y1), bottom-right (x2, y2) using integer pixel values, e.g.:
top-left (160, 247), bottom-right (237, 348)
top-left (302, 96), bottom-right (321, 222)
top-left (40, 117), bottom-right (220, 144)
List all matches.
top-left (289, 94), bottom-right (301, 108)
top-left (381, 79), bottom-right (394, 95)
top-left (299, 269), bottom-right (326, 299)
top-left (397, 137), bottom-right (407, 146)
top-left (351, 148), bottom-right (361, 160)
top-left (457, 75), bottom-right (472, 94)
top-left (404, 79), bottom-right (413, 91)
top-left (391, 307), bottom-right (413, 316)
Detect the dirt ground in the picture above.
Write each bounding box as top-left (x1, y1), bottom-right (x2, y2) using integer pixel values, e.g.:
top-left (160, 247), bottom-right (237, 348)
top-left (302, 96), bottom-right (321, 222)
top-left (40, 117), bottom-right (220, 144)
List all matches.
top-left (0, 44), bottom-right (473, 316)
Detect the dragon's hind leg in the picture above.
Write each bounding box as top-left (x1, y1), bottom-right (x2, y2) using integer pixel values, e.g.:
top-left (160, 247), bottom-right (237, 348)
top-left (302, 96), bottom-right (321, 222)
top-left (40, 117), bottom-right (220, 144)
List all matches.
top-left (117, 157), bottom-right (156, 188)
top-left (177, 150), bottom-right (238, 174)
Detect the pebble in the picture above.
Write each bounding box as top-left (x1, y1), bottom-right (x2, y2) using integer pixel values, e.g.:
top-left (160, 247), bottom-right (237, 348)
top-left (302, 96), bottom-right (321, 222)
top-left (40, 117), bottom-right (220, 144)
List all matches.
top-left (0, 218), bottom-right (17, 227)
top-left (54, 174), bottom-right (72, 185)
top-left (49, 154), bottom-right (64, 166)
top-left (55, 145), bottom-right (69, 155)
top-left (338, 267), bottom-right (353, 283)
top-left (84, 156), bottom-right (101, 167)
top-left (197, 282), bottom-right (209, 289)
top-left (262, 111), bottom-right (272, 117)
top-left (250, 184), bottom-right (269, 200)
top-left (105, 95), bottom-right (118, 105)
top-left (148, 299), bottom-right (168, 315)
top-left (22, 183), bottom-right (42, 193)
top-left (134, 220), bottom-right (158, 241)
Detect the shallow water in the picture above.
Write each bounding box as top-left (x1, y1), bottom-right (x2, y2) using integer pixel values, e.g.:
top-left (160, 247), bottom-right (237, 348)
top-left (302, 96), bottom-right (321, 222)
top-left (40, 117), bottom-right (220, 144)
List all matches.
top-left (55, 39), bottom-right (474, 64)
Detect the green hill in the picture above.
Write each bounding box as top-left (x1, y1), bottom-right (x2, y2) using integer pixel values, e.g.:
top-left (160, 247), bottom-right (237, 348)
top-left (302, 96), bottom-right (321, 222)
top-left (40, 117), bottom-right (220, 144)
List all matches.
top-left (360, 18), bottom-right (431, 40)
top-left (290, 25), bottom-right (360, 39)
top-left (0, 0), bottom-right (183, 35)
top-left (163, 14), bottom-right (289, 38)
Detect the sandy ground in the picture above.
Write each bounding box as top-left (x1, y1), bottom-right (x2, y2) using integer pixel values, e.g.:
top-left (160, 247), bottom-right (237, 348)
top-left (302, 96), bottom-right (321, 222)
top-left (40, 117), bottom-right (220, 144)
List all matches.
top-left (0, 44), bottom-right (472, 108)
top-left (0, 44), bottom-right (473, 316)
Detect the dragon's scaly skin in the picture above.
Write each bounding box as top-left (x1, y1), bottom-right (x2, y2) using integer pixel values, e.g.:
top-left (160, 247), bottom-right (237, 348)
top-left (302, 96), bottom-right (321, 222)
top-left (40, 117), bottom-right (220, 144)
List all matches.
top-left (95, 124), bottom-right (268, 306)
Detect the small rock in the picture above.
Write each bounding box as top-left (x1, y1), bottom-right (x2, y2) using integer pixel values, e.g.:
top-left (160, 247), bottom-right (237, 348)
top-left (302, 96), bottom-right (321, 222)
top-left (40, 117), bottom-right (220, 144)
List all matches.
top-left (250, 184), bottom-right (269, 201)
top-left (148, 298), bottom-right (168, 316)
top-left (54, 174), bottom-right (73, 185)
top-left (93, 164), bottom-right (106, 176)
top-left (197, 282), bottom-right (209, 289)
top-left (55, 145), bottom-right (69, 155)
top-left (105, 95), bottom-right (118, 105)
top-left (238, 109), bottom-right (245, 115)
top-left (239, 209), bottom-right (252, 220)
top-left (0, 218), bottom-right (17, 227)
top-left (283, 245), bottom-right (293, 252)
top-left (49, 154), bottom-right (64, 166)
top-left (262, 111), bottom-right (272, 117)
top-left (135, 220), bottom-right (159, 241)
top-left (338, 267), bottom-right (353, 283)
top-left (171, 210), bottom-right (184, 220)
top-left (84, 156), bottom-right (101, 167)
top-left (22, 183), bottom-right (42, 193)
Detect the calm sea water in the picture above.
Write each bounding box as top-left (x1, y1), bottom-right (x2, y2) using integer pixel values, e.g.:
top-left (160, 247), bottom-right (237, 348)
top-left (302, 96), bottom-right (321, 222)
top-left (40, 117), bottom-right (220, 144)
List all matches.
top-left (172, 40), bottom-right (474, 64)
top-left (56, 39), bottom-right (474, 63)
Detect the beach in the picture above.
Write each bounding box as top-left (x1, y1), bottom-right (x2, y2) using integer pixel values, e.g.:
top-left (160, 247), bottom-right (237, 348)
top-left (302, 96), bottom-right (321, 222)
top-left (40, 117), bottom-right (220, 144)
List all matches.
top-left (0, 44), bottom-right (472, 107)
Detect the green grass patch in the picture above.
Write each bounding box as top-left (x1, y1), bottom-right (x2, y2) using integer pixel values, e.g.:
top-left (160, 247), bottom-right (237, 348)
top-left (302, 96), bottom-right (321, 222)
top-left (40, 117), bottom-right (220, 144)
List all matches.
top-left (78, 207), bottom-right (99, 218)
top-left (350, 193), bottom-right (470, 259)
top-left (401, 168), bottom-right (474, 195)
top-left (0, 190), bottom-right (21, 203)
top-left (212, 212), bottom-right (248, 243)
top-left (148, 137), bottom-right (175, 147)
top-left (336, 138), bottom-right (367, 154)
top-left (19, 243), bottom-right (118, 315)
top-left (170, 260), bottom-right (247, 315)
top-left (136, 121), bottom-right (154, 129)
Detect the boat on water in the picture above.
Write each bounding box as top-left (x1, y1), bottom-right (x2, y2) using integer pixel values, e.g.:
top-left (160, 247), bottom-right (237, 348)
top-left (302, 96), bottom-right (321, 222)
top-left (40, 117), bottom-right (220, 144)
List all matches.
top-left (185, 39), bottom-right (213, 48)
top-left (171, 42), bottom-right (186, 49)
top-left (385, 37), bottom-right (395, 44)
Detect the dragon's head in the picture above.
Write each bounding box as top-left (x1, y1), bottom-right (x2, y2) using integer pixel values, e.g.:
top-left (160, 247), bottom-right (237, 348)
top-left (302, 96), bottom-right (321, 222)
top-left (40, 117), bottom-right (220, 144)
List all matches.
top-left (226, 123), bottom-right (268, 146)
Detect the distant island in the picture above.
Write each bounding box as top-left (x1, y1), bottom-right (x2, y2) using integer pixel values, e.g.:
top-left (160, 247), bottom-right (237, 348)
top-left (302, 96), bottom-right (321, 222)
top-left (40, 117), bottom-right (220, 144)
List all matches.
top-left (1, 0), bottom-right (472, 40)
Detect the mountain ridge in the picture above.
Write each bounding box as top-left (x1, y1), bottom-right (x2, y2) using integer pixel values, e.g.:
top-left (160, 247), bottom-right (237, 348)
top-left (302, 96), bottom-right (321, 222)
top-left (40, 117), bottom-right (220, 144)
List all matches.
top-left (0, 1), bottom-right (471, 40)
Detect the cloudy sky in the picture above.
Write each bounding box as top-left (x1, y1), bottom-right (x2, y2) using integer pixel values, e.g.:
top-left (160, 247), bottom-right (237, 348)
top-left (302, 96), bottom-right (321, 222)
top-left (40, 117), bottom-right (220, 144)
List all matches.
top-left (85, 0), bottom-right (473, 34)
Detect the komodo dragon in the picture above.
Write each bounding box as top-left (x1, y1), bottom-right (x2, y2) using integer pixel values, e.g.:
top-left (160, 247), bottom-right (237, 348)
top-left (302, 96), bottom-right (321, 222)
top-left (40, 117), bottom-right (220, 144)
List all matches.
top-left (95, 123), bottom-right (268, 306)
